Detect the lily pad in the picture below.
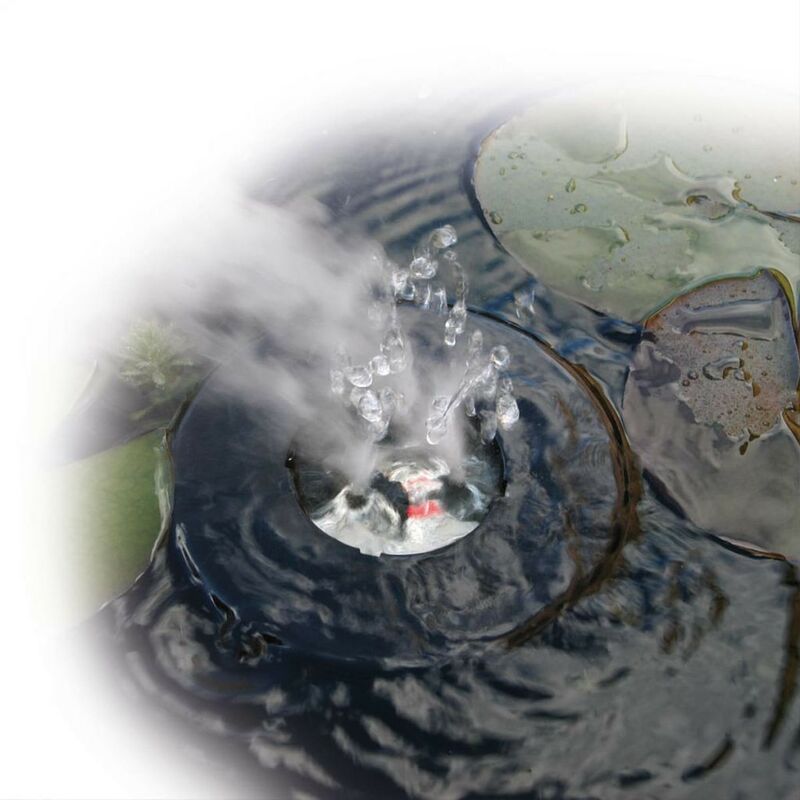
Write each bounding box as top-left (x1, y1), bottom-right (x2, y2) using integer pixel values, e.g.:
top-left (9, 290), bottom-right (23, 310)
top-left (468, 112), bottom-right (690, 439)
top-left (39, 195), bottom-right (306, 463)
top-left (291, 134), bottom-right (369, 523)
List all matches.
top-left (622, 270), bottom-right (800, 559)
top-left (50, 431), bottom-right (167, 620)
top-left (473, 81), bottom-right (800, 321)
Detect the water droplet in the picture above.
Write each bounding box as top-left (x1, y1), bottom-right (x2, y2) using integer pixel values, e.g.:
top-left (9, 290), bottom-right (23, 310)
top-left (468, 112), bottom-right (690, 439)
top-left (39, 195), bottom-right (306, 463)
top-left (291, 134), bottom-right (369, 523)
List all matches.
top-left (379, 387), bottom-right (398, 414)
top-left (464, 393), bottom-right (477, 417)
top-left (346, 364), bottom-right (373, 388)
top-left (370, 354), bottom-right (390, 377)
top-left (476, 364), bottom-right (498, 402)
top-left (449, 300), bottom-right (467, 336)
top-left (432, 395), bottom-right (449, 415)
top-left (409, 256), bottom-right (437, 279)
top-left (489, 211), bottom-right (503, 225)
top-left (390, 268), bottom-right (409, 296)
top-left (688, 370), bottom-right (699, 380)
top-left (431, 285), bottom-right (448, 315)
top-left (358, 389), bottom-right (383, 423)
top-left (426, 410), bottom-right (448, 445)
top-left (444, 317), bottom-right (457, 347)
top-left (381, 328), bottom-right (408, 373)
top-left (513, 287), bottom-right (536, 318)
top-left (702, 355), bottom-right (741, 381)
top-left (580, 259), bottom-right (609, 292)
top-left (674, 295), bottom-right (782, 340)
top-left (429, 225), bottom-right (457, 250)
top-left (349, 386), bottom-right (367, 407)
top-left (496, 394), bottom-right (520, 429)
top-left (565, 177), bottom-right (577, 193)
top-left (490, 345), bottom-right (510, 370)
top-left (414, 281), bottom-right (432, 308)
top-left (546, 194), bottom-right (555, 202)
top-left (570, 203), bottom-right (588, 214)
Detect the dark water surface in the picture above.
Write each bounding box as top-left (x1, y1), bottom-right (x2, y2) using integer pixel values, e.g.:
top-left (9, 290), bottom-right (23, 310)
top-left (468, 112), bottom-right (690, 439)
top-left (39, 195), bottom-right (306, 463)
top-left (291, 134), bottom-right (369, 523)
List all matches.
top-left (94, 95), bottom-right (800, 799)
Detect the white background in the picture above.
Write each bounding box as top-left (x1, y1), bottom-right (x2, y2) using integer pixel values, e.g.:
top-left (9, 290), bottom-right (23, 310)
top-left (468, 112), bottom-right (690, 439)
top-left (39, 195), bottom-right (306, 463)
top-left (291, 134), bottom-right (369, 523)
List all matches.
top-left (0, 1), bottom-right (798, 797)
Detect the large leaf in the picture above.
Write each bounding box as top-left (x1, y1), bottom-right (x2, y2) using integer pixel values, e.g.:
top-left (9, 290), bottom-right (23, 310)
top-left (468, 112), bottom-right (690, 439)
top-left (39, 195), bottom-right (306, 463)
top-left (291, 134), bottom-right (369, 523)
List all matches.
top-left (50, 431), bottom-right (166, 620)
top-left (622, 270), bottom-right (800, 559)
top-left (474, 81), bottom-right (800, 321)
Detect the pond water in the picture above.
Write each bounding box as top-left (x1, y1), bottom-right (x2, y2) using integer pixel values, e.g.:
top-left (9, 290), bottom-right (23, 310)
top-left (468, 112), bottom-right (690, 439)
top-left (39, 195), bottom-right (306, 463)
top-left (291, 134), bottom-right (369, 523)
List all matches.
top-left (88, 85), bottom-right (799, 799)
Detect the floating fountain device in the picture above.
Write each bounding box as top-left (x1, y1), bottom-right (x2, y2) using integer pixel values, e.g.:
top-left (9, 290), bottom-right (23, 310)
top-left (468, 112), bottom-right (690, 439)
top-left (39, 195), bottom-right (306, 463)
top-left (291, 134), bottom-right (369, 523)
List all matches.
top-left (166, 220), bottom-right (633, 664)
top-left (291, 225), bottom-right (520, 556)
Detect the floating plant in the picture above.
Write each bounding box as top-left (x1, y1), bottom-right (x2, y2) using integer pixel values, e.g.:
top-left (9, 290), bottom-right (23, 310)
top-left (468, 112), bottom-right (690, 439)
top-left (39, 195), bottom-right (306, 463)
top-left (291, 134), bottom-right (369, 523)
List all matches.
top-left (623, 270), bottom-right (800, 558)
top-left (50, 430), bottom-right (166, 619)
top-left (119, 318), bottom-right (197, 403)
top-left (473, 83), bottom-right (800, 321)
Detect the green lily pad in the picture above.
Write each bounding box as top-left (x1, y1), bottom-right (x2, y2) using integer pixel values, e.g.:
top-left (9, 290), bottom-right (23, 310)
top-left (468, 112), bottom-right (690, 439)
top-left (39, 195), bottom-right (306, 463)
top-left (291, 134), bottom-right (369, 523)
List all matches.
top-left (622, 270), bottom-right (800, 559)
top-left (50, 430), bottom-right (168, 620)
top-left (474, 82), bottom-right (800, 321)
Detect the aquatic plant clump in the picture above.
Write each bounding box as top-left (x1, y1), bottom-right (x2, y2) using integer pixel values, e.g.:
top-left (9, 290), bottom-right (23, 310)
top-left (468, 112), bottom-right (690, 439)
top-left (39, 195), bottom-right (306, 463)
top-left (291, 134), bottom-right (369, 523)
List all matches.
top-left (119, 319), bottom-right (196, 401)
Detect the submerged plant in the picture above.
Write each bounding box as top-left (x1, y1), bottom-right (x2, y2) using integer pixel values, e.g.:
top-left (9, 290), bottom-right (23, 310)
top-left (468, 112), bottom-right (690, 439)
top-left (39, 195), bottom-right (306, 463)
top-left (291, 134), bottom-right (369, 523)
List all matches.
top-left (119, 319), bottom-right (196, 401)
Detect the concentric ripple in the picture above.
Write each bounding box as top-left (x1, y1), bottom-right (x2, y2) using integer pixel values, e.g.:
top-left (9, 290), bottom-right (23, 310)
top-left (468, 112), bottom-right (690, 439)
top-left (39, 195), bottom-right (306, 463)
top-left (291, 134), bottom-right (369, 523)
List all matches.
top-left (164, 308), bottom-right (635, 668)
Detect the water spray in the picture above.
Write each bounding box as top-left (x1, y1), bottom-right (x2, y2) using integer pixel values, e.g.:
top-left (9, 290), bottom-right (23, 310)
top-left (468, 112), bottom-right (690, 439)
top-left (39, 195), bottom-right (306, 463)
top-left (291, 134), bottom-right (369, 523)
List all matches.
top-left (298, 225), bottom-right (520, 556)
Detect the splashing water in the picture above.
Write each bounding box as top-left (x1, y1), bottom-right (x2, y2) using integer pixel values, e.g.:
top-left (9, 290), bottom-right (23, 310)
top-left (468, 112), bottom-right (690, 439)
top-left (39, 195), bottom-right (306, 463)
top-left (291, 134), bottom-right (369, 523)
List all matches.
top-left (327, 225), bottom-right (520, 450)
top-left (310, 225), bottom-right (521, 554)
